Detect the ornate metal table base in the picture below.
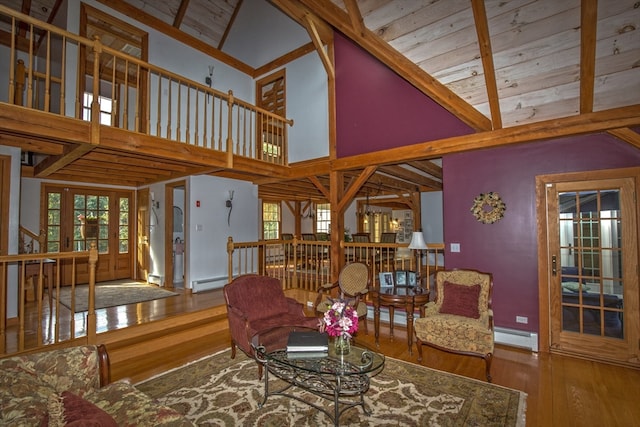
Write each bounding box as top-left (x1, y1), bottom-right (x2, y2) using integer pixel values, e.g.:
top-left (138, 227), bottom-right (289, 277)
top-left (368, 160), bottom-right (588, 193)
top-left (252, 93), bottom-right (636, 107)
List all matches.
top-left (255, 348), bottom-right (376, 426)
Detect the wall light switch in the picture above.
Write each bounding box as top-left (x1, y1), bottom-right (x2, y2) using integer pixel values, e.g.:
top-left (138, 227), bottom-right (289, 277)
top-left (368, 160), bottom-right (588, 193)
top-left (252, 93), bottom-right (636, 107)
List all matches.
top-left (450, 243), bottom-right (460, 252)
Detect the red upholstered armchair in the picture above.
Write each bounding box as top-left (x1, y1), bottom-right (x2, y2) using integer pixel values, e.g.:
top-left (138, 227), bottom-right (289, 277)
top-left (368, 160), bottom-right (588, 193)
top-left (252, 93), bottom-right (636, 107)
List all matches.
top-left (223, 274), bottom-right (319, 361)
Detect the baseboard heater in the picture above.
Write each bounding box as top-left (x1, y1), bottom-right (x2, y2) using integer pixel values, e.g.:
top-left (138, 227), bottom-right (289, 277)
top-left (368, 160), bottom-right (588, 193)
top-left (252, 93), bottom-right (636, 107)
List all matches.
top-left (366, 307), bottom-right (539, 352)
top-left (191, 271), bottom-right (260, 292)
top-left (494, 327), bottom-right (538, 352)
top-left (191, 276), bottom-right (228, 293)
top-left (147, 275), bottom-right (162, 286)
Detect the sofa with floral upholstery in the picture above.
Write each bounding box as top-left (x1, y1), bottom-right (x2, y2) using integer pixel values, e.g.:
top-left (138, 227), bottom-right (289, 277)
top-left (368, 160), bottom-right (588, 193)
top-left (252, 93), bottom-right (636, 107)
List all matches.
top-left (0, 344), bottom-right (194, 426)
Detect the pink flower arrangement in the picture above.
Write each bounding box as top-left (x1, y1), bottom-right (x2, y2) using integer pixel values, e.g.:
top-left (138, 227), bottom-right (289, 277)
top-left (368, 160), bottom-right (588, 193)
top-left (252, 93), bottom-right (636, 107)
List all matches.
top-left (320, 299), bottom-right (359, 339)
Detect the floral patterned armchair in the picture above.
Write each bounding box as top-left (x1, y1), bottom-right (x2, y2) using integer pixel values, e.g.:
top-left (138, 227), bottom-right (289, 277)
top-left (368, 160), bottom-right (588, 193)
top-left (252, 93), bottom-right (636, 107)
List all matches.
top-left (414, 269), bottom-right (494, 381)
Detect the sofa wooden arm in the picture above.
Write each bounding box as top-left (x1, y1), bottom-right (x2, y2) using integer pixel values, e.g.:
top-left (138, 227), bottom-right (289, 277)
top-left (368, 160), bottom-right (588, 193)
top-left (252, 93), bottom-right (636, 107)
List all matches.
top-left (97, 344), bottom-right (111, 387)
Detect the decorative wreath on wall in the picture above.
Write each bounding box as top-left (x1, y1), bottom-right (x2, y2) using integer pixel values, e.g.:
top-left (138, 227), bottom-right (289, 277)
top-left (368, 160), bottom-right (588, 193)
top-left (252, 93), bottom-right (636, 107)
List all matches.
top-left (470, 192), bottom-right (506, 224)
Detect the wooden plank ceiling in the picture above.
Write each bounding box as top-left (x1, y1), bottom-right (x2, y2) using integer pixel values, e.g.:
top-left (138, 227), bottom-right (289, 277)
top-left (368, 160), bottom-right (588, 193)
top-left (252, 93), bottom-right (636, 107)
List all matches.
top-left (3, 0), bottom-right (639, 201)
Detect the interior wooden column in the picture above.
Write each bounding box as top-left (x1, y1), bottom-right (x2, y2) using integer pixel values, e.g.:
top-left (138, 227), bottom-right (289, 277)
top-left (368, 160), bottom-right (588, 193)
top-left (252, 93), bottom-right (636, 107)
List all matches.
top-left (329, 170), bottom-right (344, 282)
top-left (326, 37), bottom-right (340, 282)
top-left (410, 191), bottom-right (422, 231)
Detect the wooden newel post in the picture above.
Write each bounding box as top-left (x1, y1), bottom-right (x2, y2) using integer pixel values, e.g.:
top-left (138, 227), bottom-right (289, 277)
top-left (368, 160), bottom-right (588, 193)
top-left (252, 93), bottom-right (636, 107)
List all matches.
top-left (14, 59), bottom-right (25, 106)
top-left (226, 90), bottom-right (234, 167)
top-left (227, 236), bottom-right (234, 283)
top-left (87, 241), bottom-right (98, 344)
top-left (91, 36), bottom-right (102, 146)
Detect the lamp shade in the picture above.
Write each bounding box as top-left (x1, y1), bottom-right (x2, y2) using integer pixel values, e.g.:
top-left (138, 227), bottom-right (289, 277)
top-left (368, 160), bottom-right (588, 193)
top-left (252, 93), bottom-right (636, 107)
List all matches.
top-left (408, 231), bottom-right (427, 250)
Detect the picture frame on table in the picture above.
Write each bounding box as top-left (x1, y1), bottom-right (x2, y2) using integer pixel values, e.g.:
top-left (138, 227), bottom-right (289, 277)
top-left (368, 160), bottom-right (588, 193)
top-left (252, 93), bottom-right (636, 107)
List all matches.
top-left (379, 272), bottom-right (394, 288)
top-left (408, 271), bottom-right (417, 286)
top-left (395, 270), bottom-right (407, 286)
top-left (395, 270), bottom-right (417, 287)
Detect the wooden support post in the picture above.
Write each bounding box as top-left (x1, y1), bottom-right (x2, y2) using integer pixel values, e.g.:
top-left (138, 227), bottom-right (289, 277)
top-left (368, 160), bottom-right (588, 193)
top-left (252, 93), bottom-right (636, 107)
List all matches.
top-left (227, 236), bottom-right (235, 283)
top-left (14, 59), bottom-right (25, 106)
top-left (87, 241), bottom-right (99, 344)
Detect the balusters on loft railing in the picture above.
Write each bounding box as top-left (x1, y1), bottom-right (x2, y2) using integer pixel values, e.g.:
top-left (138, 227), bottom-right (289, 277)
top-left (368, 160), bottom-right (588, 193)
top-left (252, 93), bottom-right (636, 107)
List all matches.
top-left (1, 4), bottom-right (292, 165)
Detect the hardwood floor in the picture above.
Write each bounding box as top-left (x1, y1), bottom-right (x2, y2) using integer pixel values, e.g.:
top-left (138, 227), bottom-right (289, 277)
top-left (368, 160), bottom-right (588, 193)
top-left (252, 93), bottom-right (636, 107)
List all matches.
top-left (7, 287), bottom-right (640, 427)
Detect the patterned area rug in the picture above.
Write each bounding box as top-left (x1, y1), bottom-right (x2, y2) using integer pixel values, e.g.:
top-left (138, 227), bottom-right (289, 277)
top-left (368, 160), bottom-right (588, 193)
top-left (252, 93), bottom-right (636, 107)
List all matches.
top-left (137, 349), bottom-right (527, 426)
top-left (55, 280), bottom-right (178, 312)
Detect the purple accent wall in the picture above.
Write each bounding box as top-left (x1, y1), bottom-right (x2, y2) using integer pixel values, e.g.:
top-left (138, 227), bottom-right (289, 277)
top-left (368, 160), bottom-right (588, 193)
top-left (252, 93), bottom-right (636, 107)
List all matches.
top-left (334, 32), bottom-right (473, 157)
top-left (443, 134), bottom-right (640, 332)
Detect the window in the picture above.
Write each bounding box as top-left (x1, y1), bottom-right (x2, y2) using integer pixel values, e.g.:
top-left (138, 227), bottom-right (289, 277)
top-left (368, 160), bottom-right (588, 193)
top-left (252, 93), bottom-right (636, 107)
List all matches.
top-left (316, 203), bottom-right (331, 233)
top-left (262, 202), bottom-right (280, 240)
top-left (82, 93), bottom-right (113, 125)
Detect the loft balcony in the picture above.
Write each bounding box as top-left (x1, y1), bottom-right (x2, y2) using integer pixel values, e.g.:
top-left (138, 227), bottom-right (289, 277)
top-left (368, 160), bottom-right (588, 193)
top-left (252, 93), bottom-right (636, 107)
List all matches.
top-left (0, 5), bottom-right (292, 187)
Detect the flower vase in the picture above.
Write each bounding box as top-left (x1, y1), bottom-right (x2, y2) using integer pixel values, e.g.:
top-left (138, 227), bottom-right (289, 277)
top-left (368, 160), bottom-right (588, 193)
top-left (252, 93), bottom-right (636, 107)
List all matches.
top-left (334, 335), bottom-right (351, 355)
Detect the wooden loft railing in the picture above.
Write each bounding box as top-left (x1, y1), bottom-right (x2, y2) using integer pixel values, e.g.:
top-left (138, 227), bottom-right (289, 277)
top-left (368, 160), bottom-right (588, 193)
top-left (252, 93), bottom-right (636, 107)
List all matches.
top-left (0, 243), bottom-right (98, 356)
top-left (226, 236), bottom-right (444, 292)
top-left (0, 4), bottom-right (292, 166)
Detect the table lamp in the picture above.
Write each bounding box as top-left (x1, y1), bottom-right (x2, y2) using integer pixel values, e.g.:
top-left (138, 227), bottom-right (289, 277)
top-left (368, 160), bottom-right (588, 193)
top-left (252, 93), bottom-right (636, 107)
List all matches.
top-left (408, 231), bottom-right (427, 286)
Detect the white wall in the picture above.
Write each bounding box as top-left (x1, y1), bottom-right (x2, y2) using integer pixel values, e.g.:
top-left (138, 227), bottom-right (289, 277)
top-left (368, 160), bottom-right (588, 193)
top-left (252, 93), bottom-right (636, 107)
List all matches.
top-left (422, 191), bottom-right (444, 243)
top-left (188, 176), bottom-right (259, 291)
top-left (286, 52), bottom-right (330, 161)
top-left (224, 0), bottom-right (308, 68)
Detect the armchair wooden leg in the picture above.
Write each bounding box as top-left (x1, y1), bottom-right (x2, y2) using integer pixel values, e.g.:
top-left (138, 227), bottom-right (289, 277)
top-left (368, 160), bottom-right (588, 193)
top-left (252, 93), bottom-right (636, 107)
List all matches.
top-left (361, 317), bottom-right (368, 334)
top-left (416, 339), bottom-right (423, 362)
top-left (484, 352), bottom-right (493, 382)
top-left (230, 340), bottom-right (237, 359)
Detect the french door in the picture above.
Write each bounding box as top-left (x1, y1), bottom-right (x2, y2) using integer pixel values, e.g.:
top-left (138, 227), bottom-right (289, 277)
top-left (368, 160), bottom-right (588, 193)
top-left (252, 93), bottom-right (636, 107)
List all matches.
top-left (539, 168), bottom-right (639, 366)
top-left (43, 184), bottom-right (133, 284)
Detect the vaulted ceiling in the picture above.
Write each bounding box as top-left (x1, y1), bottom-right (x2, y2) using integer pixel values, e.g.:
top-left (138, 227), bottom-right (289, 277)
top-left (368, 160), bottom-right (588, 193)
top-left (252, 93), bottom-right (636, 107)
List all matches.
top-left (3, 0), bottom-right (640, 201)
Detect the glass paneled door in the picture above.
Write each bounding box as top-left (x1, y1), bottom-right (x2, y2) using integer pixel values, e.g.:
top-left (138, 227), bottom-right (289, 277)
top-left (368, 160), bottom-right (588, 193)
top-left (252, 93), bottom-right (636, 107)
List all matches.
top-left (44, 185), bottom-right (133, 284)
top-left (545, 174), bottom-right (639, 365)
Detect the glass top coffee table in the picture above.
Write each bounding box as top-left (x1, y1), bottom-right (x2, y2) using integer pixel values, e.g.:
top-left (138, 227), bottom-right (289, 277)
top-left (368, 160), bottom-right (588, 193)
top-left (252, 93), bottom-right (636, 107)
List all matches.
top-left (251, 325), bottom-right (385, 427)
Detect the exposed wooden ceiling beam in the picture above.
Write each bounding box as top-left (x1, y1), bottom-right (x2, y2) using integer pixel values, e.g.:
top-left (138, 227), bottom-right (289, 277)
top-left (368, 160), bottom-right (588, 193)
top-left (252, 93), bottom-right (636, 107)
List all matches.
top-left (218, 0), bottom-right (243, 50)
top-left (378, 165), bottom-right (436, 187)
top-left (173, 0), bottom-right (190, 28)
top-left (343, 0), bottom-right (364, 37)
top-left (94, 0), bottom-right (254, 75)
top-left (378, 165), bottom-right (442, 191)
top-left (406, 160), bottom-right (442, 180)
top-left (471, 0), bottom-right (501, 130)
top-left (580, 0), bottom-right (598, 113)
top-left (270, 0), bottom-right (333, 43)
top-left (34, 143), bottom-right (96, 177)
top-left (254, 42), bottom-right (315, 78)
top-left (303, 14), bottom-right (334, 79)
top-left (332, 105), bottom-right (640, 171)
top-left (607, 127), bottom-right (640, 149)
top-left (338, 166), bottom-right (376, 213)
top-left (308, 175), bottom-right (330, 199)
top-left (84, 151), bottom-right (191, 172)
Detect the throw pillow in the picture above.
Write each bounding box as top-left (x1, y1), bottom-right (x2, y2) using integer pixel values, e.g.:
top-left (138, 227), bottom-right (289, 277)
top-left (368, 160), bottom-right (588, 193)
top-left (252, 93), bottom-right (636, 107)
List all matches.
top-left (439, 281), bottom-right (481, 319)
top-left (561, 281), bottom-right (581, 293)
top-left (42, 391), bottom-right (118, 427)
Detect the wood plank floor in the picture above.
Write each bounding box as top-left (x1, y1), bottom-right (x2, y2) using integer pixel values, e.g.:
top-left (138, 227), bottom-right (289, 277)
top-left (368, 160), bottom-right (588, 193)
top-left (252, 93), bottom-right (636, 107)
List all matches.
top-left (7, 287), bottom-right (640, 427)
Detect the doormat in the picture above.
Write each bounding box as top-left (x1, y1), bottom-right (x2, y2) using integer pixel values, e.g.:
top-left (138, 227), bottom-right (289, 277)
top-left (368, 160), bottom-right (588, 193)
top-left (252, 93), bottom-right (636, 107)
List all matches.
top-left (54, 280), bottom-right (179, 312)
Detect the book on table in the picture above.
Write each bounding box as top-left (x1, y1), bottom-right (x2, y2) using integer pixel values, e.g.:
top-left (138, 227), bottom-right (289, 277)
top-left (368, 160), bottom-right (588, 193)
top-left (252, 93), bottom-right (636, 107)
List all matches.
top-left (286, 351), bottom-right (328, 360)
top-left (287, 331), bottom-right (329, 352)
